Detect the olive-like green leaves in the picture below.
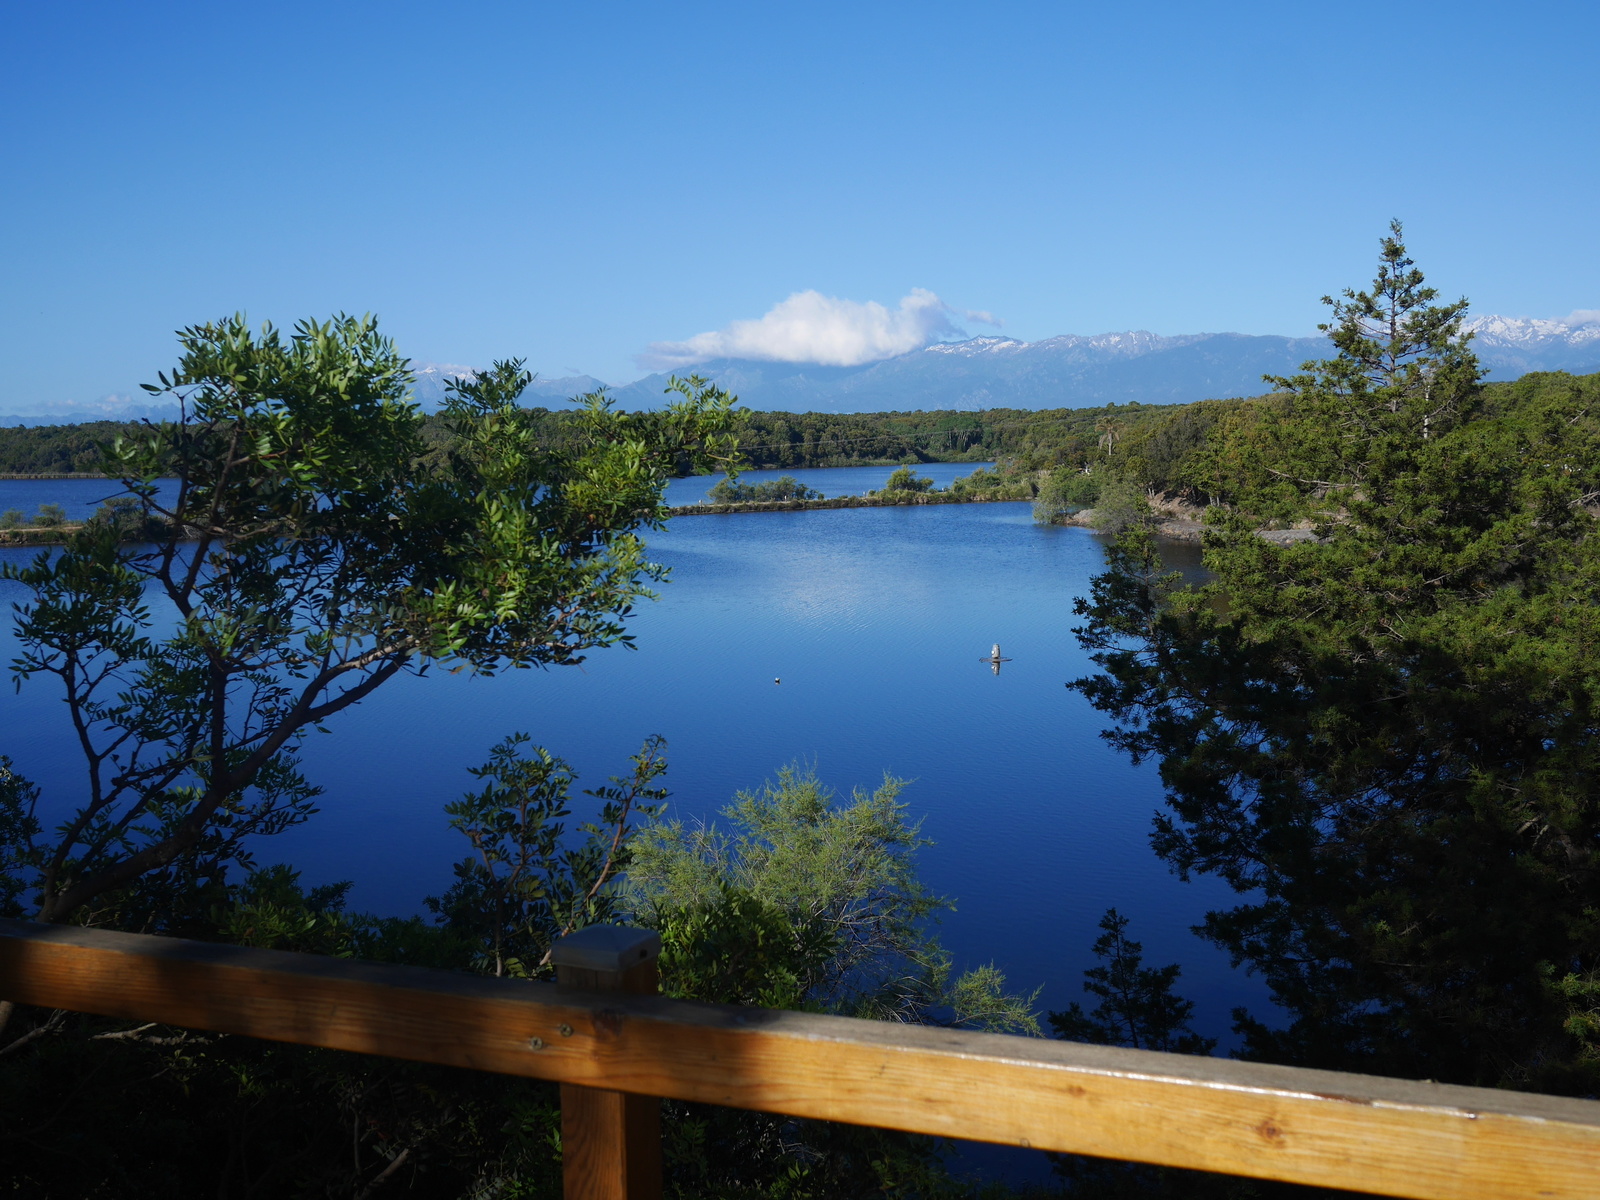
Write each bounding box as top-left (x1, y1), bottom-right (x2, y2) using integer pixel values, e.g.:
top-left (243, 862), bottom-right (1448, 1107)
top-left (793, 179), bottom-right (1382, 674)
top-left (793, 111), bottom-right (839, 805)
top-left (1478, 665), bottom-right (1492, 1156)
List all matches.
top-left (8, 314), bottom-right (742, 924)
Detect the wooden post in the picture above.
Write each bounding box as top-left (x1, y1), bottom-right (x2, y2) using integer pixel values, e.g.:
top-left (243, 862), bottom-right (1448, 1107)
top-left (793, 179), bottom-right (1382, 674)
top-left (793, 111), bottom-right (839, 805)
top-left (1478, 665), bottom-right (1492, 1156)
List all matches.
top-left (552, 926), bottom-right (663, 1200)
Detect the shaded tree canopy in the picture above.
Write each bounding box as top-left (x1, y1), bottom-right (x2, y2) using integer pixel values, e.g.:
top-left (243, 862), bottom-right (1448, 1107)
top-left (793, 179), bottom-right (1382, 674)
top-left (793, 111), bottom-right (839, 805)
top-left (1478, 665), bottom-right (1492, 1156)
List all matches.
top-left (1073, 224), bottom-right (1600, 1093)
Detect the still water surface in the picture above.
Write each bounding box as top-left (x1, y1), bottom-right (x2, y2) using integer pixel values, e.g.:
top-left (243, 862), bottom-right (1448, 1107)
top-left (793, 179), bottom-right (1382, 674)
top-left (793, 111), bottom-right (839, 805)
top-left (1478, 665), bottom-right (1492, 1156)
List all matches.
top-left (0, 466), bottom-right (1259, 1044)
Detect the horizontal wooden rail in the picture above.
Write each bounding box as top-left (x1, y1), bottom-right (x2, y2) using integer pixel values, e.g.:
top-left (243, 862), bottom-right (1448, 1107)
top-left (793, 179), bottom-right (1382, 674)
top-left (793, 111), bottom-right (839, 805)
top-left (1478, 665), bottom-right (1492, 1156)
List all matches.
top-left (3, 918), bottom-right (1599, 1199)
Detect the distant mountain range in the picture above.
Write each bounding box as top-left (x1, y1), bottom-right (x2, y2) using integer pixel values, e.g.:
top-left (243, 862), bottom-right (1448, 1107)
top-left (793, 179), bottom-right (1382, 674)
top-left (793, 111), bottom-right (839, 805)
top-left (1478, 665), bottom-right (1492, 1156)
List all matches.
top-left (1460, 314), bottom-right (1600, 375)
top-left (0, 370), bottom-right (615, 428)
top-left (600, 315), bottom-right (1600, 413)
top-left (6, 316), bottom-right (1597, 425)
top-left (0, 396), bottom-right (185, 428)
top-left (611, 331), bottom-right (1326, 413)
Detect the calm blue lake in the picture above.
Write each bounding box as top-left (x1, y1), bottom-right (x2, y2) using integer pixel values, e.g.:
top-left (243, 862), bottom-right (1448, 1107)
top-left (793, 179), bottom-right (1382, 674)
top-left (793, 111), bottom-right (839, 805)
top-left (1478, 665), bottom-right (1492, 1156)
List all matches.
top-left (0, 466), bottom-right (1260, 1047)
top-left (0, 477), bottom-right (158, 522)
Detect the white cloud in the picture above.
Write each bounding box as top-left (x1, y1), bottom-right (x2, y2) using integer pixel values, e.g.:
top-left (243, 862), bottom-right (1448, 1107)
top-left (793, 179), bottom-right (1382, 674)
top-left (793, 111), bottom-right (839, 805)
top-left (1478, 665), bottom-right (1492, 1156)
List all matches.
top-left (639, 289), bottom-right (999, 370)
top-left (1565, 309), bottom-right (1600, 327)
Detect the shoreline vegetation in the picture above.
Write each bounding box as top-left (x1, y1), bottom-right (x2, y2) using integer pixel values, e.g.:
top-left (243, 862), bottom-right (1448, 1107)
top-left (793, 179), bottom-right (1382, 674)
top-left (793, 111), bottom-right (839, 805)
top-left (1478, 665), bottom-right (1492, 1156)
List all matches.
top-left (0, 479), bottom-right (1040, 547)
top-left (2, 368), bottom-right (1596, 491)
top-left (4, 365), bottom-right (1596, 548)
top-left (0, 472), bottom-right (105, 480)
top-left (0, 494), bottom-right (1313, 546)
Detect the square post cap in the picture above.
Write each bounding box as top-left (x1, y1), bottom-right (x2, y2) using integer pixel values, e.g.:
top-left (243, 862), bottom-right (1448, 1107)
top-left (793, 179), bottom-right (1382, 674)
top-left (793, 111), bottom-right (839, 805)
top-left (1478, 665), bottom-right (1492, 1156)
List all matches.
top-left (550, 925), bottom-right (662, 973)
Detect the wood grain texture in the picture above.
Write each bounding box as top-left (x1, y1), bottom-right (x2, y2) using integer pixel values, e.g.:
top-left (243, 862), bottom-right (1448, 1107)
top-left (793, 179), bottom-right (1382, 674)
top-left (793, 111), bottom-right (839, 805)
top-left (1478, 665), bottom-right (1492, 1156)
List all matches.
top-left (557, 934), bottom-right (662, 1200)
top-left (560, 1084), bottom-right (662, 1200)
top-left (4, 919), bottom-right (1599, 1199)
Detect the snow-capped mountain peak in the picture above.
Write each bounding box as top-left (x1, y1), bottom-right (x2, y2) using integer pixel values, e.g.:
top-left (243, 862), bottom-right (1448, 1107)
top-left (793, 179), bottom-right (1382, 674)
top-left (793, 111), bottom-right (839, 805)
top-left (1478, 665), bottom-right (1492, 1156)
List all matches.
top-left (1464, 314), bottom-right (1600, 346)
top-left (1455, 313), bottom-right (1600, 376)
top-left (923, 336), bottom-right (1026, 356)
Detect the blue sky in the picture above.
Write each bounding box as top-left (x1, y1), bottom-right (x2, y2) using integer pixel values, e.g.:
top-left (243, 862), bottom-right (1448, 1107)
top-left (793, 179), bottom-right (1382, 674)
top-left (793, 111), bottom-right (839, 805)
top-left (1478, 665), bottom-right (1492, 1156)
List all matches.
top-left (2, 0), bottom-right (1596, 410)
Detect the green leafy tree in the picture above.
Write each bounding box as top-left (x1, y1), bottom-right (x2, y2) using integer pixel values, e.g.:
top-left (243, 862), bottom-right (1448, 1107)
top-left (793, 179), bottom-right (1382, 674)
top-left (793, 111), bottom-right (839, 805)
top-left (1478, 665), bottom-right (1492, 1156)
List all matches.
top-left (0, 313), bottom-right (738, 940)
top-left (705, 474), bottom-right (824, 503)
top-left (1083, 476), bottom-right (1154, 538)
top-left (1033, 468), bottom-right (1100, 522)
top-left (630, 764), bottom-right (1039, 1030)
top-left (427, 733), bottom-right (669, 978)
top-left (630, 765), bottom-right (1041, 1199)
top-left (654, 881), bottom-right (839, 1011)
top-left (1072, 226), bottom-right (1600, 1091)
top-left (880, 466), bottom-right (935, 494)
top-left (30, 502), bottom-right (66, 527)
top-left (0, 508), bottom-right (24, 529)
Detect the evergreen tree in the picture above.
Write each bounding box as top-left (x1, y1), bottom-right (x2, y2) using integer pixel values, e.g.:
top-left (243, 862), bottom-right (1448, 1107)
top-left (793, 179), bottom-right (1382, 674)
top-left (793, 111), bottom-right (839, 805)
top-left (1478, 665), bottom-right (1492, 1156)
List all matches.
top-left (1072, 225), bottom-right (1600, 1091)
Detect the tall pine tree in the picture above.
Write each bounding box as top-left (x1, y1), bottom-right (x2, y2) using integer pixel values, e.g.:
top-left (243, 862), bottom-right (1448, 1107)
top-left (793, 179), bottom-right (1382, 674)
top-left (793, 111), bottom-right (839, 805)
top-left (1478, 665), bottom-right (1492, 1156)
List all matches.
top-left (1073, 224), bottom-right (1600, 1092)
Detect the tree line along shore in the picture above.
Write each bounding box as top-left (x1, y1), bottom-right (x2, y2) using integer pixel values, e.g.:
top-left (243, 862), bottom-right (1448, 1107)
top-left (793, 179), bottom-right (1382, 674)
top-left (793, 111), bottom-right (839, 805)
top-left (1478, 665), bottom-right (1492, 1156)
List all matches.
top-left (3, 364), bottom-right (1594, 508)
top-left (6, 366), bottom-right (1597, 547)
top-left (1, 406), bottom-right (1118, 477)
top-left (0, 465), bottom-right (1036, 546)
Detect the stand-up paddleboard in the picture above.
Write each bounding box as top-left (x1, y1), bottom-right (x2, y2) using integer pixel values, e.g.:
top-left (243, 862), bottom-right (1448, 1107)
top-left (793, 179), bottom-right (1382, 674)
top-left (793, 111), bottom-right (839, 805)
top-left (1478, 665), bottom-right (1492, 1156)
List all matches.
top-left (981, 643), bottom-right (1012, 674)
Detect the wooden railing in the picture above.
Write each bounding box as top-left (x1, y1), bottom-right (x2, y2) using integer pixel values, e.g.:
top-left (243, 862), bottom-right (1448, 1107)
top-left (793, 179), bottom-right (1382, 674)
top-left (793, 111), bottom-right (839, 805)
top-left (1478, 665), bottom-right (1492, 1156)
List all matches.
top-left (3, 917), bottom-right (1599, 1199)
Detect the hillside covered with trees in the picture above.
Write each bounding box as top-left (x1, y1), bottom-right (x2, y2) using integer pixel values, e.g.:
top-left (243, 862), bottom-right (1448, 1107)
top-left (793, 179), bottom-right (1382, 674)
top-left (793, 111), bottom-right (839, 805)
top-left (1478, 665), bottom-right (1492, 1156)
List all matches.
top-left (0, 397), bottom-right (1175, 480)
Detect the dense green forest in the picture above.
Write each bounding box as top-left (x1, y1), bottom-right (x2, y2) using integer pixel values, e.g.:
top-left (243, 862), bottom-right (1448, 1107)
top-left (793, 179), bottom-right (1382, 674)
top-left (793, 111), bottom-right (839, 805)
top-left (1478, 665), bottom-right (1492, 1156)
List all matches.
top-left (724, 405), bottom-right (1171, 472)
top-left (0, 399), bottom-right (1175, 478)
top-left (0, 420), bottom-right (151, 475)
top-left (1034, 369), bottom-right (1600, 521)
top-left (11, 373), bottom-right (1593, 505)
